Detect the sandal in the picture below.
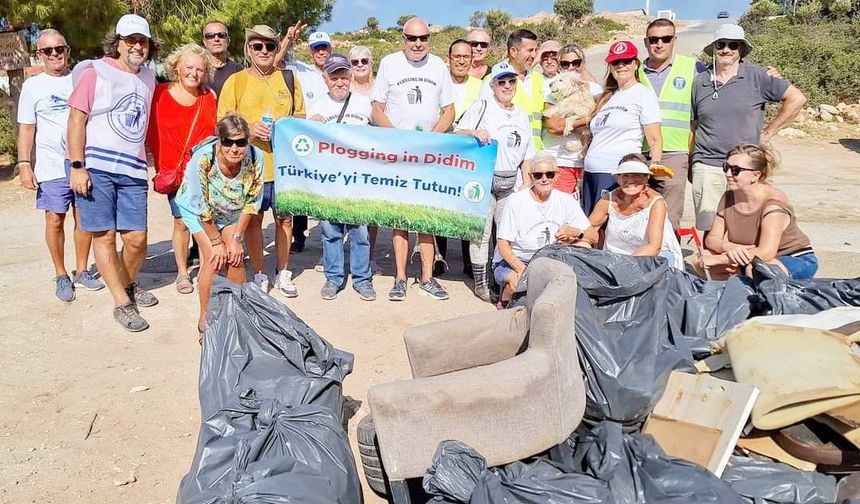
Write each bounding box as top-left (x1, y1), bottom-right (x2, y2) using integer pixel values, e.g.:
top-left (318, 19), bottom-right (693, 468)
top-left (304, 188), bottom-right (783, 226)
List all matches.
top-left (198, 324), bottom-right (204, 345)
top-left (176, 274), bottom-right (194, 294)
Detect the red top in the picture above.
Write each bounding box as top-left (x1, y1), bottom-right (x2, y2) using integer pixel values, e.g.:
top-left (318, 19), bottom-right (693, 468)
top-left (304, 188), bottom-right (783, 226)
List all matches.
top-left (147, 83), bottom-right (217, 173)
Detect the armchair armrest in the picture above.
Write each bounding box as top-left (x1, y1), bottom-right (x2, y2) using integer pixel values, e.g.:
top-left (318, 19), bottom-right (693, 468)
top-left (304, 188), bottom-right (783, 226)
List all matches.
top-left (405, 307), bottom-right (528, 379)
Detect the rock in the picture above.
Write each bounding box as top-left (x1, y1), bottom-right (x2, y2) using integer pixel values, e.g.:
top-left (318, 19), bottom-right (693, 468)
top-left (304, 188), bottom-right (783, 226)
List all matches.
top-left (128, 385), bottom-right (150, 394)
top-left (820, 110), bottom-right (834, 122)
top-left (836, 115), bottom-right (845, 123)
top-left (778, 127), bottom-right (808, 139)
top-left (837, 102), bottom-right (848, 112)
top-left (113, 472), bottom-right (137, 487)
top-left (805, 106), bottom-right (817, 116)
top-left (843, 106), bottom-right (860, 124)
top-left (819, 104), bottom-right (839, 115)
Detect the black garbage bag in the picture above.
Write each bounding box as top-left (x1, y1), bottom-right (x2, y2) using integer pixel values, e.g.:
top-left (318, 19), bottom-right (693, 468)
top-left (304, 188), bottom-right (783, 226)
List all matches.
top-left (721, 456), bottom-right (837, 504)
top-left (751, 259), bottom-right (860, 315)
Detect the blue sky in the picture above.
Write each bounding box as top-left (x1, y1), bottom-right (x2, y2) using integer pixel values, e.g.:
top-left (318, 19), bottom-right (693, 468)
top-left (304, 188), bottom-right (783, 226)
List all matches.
top-left (320, 0), bottom-right (750, 33)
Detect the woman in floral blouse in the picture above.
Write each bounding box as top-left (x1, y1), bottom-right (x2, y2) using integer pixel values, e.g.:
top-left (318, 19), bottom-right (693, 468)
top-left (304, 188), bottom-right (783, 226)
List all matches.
top-left (175, 113), bottom-right (264, 338)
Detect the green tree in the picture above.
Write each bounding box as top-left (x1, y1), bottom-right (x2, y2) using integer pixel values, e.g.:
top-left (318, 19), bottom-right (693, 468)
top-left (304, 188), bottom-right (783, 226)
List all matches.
top-left (748, 0), bottom-right (782, 17)
top-left (553, 0), bottom-right (594, 26)
top-left (483, 8), bottom-right (511, 44)
top-left (396, 14), bottom-right (416, 28)
top-left (366, 16), bottom-right (379, 31)
top-left (470, 10), bottom-right (485, 28)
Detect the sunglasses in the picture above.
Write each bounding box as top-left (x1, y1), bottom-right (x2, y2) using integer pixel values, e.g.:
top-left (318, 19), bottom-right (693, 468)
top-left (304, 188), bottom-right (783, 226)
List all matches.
top-left (122, 36), bottom-right (149, 47)
top-left (350, 58), bottom-right (370, 66)
top-left (610, 58), bottom-right (635, 67)
top-left (532, 171), bottom-right (557, 180)
top-left (495, 77), bottom-right (518, 87)
top-left (38, 45), bottom-right (68, 56)
top-left (468, 41), bottom-right (490, 49)
top-left (204, 31), bottom-right (228, 40)
top-left (647, 35), bottom-right (674, 44)
top-left (221, 137), bottom-right (249, 147)
top-left (541, 51), bottom-right (558, 60)
top-left (249, 41), bottom-right (277, 53)
top-left (559, 59), bottom-right (582, 69)
top-left (722, 162), bottom-right (758, 177)
top-left (403, 33), bottom-right (430, 42)
top-left (715, 40), bottom-right (741, 51)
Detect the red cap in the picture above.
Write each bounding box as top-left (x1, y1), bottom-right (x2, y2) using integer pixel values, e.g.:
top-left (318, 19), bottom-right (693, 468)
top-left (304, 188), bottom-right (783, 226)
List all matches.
top-left (605, 40), bottom-right (638, 63)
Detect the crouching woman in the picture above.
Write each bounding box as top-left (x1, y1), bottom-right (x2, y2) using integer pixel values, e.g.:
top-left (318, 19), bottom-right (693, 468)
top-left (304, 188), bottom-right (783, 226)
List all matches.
top-left (698, 143), bottom-right (818, 280)
top-left (175, 113), bottom-right (264, 337)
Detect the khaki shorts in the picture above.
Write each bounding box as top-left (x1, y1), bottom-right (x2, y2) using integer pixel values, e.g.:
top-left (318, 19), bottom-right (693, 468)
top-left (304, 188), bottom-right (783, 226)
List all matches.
top-left (691, 162), bottom-right (727, 231)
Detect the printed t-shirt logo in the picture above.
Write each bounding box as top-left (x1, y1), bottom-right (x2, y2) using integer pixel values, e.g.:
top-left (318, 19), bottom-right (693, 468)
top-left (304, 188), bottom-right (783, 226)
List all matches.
top-left (407, 86), bottom-right (423, 104)
top-left (507, 130), bottom-right (522, 148)
top-left (291, 134), bottom-right (314, 157)
top-left (108, 92), bottom-right (148, 142)
top-left (612, 42), bottom-right (628, 54)
top-left (463, 181), bottom-right (485, 203)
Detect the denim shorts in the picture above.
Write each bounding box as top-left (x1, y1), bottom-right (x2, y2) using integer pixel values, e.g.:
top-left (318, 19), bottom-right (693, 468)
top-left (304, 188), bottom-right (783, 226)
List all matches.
top-left (167, 193), bottom-right (182, 218)
top-left (492, 258), bottom-right (528, 285)
top-left (777, 252), bottom-right (819, 280)
top-left (259, 181), bottom-right (275, 213)
top-left (73, 168), bottom-right (148, 232)
top-left (36, 178), bottom-right (74, 213)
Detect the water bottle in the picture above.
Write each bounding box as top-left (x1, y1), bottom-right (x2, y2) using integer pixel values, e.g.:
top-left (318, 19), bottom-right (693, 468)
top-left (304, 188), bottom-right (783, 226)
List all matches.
top-left (262, 108), bottom-right (274, 144)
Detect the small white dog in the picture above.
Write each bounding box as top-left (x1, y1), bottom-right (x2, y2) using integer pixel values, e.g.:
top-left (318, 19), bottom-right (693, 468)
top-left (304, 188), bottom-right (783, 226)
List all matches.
top-left (545, 72), bottom-right (596, 155)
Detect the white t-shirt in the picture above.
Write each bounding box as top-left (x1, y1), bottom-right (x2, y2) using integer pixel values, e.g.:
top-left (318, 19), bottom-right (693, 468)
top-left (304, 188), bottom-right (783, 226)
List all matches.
top-left (496, 188), bottom-right (591, 262)
top-left (478, 68), bottom-right (551, 101)
top-left (17, 72), bottom-right (73, 181)
top-left (452, 80), bottom-right (467, 119)
top-left (307, 92), bottom-right (372, 125)
top-left (456, 98), bottom-right (535, 175)
top-left (584, 83), bottom-right (661, 174)
top-left (287, 60), bottom-right (327, 108)
top-left (543, 80), bottom-right (603, 168)
top-left (371, 52), bottom-right (454, 131)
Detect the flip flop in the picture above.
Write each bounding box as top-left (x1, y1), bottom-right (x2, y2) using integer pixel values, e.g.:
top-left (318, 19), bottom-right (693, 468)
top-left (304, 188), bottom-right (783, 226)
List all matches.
top-left (175, 274), bottom-right (194, 294)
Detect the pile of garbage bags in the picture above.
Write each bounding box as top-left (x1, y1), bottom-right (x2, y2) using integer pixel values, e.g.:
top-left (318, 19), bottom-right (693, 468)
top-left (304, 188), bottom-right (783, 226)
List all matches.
top-left (423, 422), bottom-right (837, 504)
top-left (176, 277), bottom-right (361, 504)
top-left (520, 245), bottom-right (860, 426)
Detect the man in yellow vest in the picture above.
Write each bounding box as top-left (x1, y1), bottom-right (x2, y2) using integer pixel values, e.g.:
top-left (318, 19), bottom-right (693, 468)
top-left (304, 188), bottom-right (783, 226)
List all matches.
top-left (638, 18), bottom-right (704, 230)
top-left (479, 29), bottom-right (546, 151)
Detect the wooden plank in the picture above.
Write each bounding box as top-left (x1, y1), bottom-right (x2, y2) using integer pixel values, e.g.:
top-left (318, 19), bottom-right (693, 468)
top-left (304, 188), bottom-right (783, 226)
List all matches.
top-left (644, 415), bottom-right (722, 467)
top-left (737, 434), bottom-right (817, 471)
top-left (642, 371), bottom-right (759, 477)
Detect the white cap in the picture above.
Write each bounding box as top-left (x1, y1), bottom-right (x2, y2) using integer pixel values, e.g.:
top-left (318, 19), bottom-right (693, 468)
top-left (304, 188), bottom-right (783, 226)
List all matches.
top-left (308, 31), bottom-right (332, 48)
top-left (490, 62), bottom-right (517, 81)
top-left (704, 23), bottom-right (753, 57)
top-left (615, 160), bottom-right (651, 175)
top-left (116, 14), bottom-right (152, 39)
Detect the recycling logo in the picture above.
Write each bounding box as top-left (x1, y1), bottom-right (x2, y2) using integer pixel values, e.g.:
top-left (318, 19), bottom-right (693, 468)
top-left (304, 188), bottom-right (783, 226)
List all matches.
top-left (463, 181), bottom-right (485, 203)
top-left (291, 134), bottom-right (314, 157)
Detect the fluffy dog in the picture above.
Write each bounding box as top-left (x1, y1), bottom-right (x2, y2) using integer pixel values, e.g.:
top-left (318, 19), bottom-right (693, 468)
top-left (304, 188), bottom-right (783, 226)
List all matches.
top-left (545, 72), bottom-right (596, 155)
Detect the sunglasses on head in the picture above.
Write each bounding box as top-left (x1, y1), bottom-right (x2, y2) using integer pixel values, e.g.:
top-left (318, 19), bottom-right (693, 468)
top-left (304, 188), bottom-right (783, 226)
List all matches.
top-left (468, 41), bottom-right (490, 49)
top-left (647, 35), bottom-right (674, 44)
top-left (559, 59), bottom-right (582, 69)
top-left (221, 137), bottom-right (249, 147)
top-left (249, 41), bottom-right (277, 52)
top-left (715, 40), bottom-right (741, 51)
top-left (610, 57), bottom-right (635, 67)
top-left (203, 31), bottom-right (228, 40)
top-left (122, 35), bottom-right (149, 47)
top-left (403, 33), bottom-right (430, 42)
top-left (38, 45), bottom-right (68, 56)
top-left (532, 171), bottom-right (557, 180)
top-left (350, 58), bottom-right (370, 66)
top-left (722, 162), bottom-right (758, 177)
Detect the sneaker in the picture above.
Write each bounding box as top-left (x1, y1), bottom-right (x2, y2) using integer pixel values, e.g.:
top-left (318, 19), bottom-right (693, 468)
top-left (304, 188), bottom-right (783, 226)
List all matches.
top-left (320, 280), bottom-right (340, 300)
top-left (291, 238), bottom-right (306, 254)
top-left (113, 301), bottom-right (149, 332)
top-left (275, 269), bottom-right (298, 298)
top-left (354, 282), bottom-right (377, 301)
top-left (73, 270), bottom-right (105, 291)
top-left (126, 282), bottom-right (158, 308)
top-left (419, 278), bottom-right (449, 300)
top-left (253, 272), bottom-right (270, 293)
top-left (388, 279), bottom-right (407, 302)
top-left (54, 275), bottom-right (75, 302)
top-left (370, 259), bottom-right (383, 275)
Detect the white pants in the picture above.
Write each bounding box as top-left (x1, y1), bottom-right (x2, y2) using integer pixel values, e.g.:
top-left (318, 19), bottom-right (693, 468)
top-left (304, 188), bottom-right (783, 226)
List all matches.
top-left (691, 162), bottom-right (727, 231)
top-left (470, 193), bottom-right (508, 265)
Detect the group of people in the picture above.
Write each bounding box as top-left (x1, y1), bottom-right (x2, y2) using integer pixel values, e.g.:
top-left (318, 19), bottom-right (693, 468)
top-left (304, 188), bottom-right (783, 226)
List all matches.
top-left (16, 13), bottom-right (819, 332)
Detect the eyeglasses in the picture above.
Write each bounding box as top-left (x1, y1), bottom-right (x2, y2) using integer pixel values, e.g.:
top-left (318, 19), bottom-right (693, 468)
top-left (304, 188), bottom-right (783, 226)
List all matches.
top-left (221, 137), bottom-right (249, 147)
top-left (203, 32), bottom-right (228, 40)
top-left (722, 162), bottom-right (758, 177)
top-left (350, 58), bottom-right (370, 66)
top-left (449, 54), bottom-right (470, 61)
top-left (495, 77), bottom-right (517, 87)
top-left (403, 33), bottom-right (430, 42)
top-left (38, 46), bottom-right (68, 56)
top-left (122, 35), bottom-right (149, 47)
top-left (647, 35), bottom-right (674, 45)
top-left (610, 58), bottom-right (635, 67)
top-left (559, 59), bottom-right (582, 69)
top-left (715, 40), bottom-right (741, 51)
top-left (541, 51), bottom-right (558, 60)
top-left (249, 41), bottom-right (277, 53)
top-left (532, 171), bottom-right (557, 180)
top-left (468, 41), bottom-right (490, 49)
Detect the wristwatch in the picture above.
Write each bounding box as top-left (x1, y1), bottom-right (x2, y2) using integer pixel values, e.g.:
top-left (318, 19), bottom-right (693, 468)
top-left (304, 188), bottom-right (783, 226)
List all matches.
top-left (232, 233), bottom-right (244, 242)
top-left (576, 231), bottom-right (584, 240)
top-left (70, 160), bottom-right (85, 169)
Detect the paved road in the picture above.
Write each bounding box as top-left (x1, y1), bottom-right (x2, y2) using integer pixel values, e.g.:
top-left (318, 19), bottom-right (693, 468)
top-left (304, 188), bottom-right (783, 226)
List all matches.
top-left (583, 19), bottom-right (731, 79)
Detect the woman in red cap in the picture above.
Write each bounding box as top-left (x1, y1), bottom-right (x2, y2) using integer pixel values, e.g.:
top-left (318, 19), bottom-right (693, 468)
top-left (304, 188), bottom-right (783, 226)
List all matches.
top-left (581, 41), bottom-right (663, 215)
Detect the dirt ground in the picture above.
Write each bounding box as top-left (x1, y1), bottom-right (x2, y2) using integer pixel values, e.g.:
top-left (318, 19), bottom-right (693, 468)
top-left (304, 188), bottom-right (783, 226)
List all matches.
top-left (0, 131), bottom-right (858, 503)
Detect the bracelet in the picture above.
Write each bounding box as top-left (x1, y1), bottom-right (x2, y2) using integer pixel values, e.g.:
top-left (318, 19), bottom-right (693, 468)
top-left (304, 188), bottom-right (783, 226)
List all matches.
top-left (209, 235), bottom-right (224, 245)
top-left (16, 160), bottom-right (31, 165)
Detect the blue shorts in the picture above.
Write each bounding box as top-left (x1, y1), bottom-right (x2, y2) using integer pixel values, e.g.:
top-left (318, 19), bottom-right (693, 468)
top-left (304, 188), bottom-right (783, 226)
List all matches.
top-left (492, 258), bottom-right (528, 285)
top-left (36, 178), bottom-right (74, 214)
top-left (167, 193), bottom-right (182, 218)
top-left (259, 181), bottom-right (275, 213)
top-left (777, 252), bottom-right (819, 280)
top-left (73, 167), bottom-right (148, 232)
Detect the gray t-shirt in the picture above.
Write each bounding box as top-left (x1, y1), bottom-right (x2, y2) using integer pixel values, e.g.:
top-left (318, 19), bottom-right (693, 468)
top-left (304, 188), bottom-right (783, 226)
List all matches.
top-left (692, 63), bottom-right (789, 166)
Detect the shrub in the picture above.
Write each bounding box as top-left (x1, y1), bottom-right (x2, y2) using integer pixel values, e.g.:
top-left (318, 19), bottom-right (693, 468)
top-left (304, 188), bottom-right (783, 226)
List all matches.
top-left (748, 0), bottom-right (781, 18)
top-left (554, 0), bottom-right (594, 26)
top-left (0, 104), bottom-right (14, 158)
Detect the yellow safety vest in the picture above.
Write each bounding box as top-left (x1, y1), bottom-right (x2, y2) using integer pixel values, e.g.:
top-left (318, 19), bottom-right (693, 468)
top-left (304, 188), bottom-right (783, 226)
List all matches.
top-left (454, 76), bottom-right (483, 122)
top-left (638, 54), bottom-right (696, 153)
top-left (486, 69), bottom-right (545, 151)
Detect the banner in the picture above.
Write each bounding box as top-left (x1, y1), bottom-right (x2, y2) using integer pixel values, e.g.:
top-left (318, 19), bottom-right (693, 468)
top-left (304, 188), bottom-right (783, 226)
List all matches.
top-left (272, 118), bottom-right (497, 241)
